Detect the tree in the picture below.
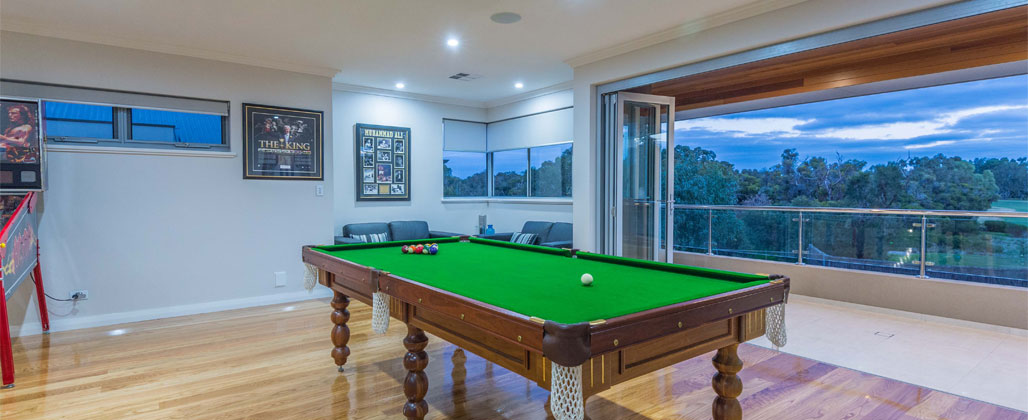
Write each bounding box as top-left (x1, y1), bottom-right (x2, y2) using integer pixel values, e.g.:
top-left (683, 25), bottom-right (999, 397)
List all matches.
top-left (530, 146), bottom-right (573, 197)
top-left (974, 157), bottom-right (1028, 200)
top-left (673, 146), bottom-right (745, 252)
top-left (443, 160), bottom-right (487, 196)
top-left (905, 155), bottom-right (999, 211)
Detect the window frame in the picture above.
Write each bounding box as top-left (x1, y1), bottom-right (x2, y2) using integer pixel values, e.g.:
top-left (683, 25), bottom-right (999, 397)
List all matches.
top-left (490, 147), bottom-right (530, 198)
top-left (43, 100), bottom-right (230, 151)
top-left (443, 140), bottom-right (574, 200)
top-left (442, 149), bottom-right (490, 198)
top-left (528, 141), bottom-right (574, 198)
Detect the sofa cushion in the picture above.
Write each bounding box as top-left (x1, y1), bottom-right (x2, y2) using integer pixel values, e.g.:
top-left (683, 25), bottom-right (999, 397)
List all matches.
top-left (342, 222), bottom-right (390, 239)
top-left (510, 232), bottom-right (538, 245)
top-left (389, 221), bottom-right (431, 241)
top-left (520, 221), bottom-right (553, 238)
top-left (349, 232), bottom-right (389, 243)
top-left (544, 222), bottom-right (573, 243)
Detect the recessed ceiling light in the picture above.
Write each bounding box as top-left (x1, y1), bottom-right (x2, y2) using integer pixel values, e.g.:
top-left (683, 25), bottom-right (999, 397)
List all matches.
top-left (491, 12), bottom-right (522, 24)
top-left (515, 82), bottom-right (524, 89)
top-left (395, 82), bottom-right (405, 89)
top-left (447, 38), bottom-right (460, 47)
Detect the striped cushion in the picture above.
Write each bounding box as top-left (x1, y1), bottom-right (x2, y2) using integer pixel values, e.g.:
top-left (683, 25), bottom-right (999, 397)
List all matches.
top-left (510, 232), bottom-right (537, 245)
top-left (349, 232), bottom-right (389, 243)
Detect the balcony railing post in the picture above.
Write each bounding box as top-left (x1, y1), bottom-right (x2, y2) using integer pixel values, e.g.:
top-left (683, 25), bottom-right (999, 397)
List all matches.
top-left (919, 214), bottom-right (928, 279)
top-left (707, 209), bottom-right (713, 255)
top-left (797, 211), bottom-right (804, 265)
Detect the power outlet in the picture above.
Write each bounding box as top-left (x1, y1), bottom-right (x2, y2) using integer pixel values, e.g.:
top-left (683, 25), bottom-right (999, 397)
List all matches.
top-left (274, 271), bottom-right (287, 287)
top-left (315, 185), bottom-right (324, 196)
top-left (70, 290), bottom-right (89, 300)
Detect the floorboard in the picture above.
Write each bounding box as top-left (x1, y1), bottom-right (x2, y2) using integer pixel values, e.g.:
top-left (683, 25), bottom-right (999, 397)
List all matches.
top-left (1, 299), bottom-right (1023, 419)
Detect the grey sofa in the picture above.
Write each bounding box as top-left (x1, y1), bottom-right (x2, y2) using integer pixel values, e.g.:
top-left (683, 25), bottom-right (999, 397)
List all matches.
top-left (478, 221), bottom-right (572, 248)
top-left (334, 220), bottom-right (462, 244)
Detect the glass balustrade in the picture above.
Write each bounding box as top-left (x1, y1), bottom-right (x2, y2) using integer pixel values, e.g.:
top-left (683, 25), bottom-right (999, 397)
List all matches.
top-left (673, 205), bottom-right (1028, 287)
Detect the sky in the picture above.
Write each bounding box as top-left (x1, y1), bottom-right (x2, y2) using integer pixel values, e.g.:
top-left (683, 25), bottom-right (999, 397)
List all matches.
top-left (676, 75), bottom-right (1028, 170)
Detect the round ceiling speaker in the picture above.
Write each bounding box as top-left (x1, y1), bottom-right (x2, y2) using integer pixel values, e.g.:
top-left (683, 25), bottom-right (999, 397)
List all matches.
top-left (490, 12), bottom-right (522, 24)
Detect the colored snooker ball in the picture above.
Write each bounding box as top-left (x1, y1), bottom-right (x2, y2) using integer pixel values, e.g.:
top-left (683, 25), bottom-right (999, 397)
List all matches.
top-left (401, 245), bottom-right (409, 254)
top-left (581, 273), bottom-right (593, 286)
top-left (429, 245), bottom-right (438, 254)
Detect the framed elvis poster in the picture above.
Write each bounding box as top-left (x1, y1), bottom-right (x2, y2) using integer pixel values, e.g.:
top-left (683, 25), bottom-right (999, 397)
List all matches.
top-left (243, 103), bottom-right (323, 180)
top-left (355, 123), bottom-right (409, 201)
top-left (0, 97), bottom-right (46, 191)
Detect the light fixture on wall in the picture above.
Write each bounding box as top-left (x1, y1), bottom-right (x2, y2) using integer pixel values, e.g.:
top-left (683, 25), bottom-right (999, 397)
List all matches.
top-left (395, 82), bottom-right (406, 89)
top-left (514, 82), bottom-right (524, 89)
top-left (447, 38), bottom-right (460, 48)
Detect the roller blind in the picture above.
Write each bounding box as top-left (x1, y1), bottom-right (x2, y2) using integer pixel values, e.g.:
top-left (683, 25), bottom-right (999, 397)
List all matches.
top-left (1, 79), bottom-right (229, 116)
top-left (443, 119), bottom-right (487, 152)
top-left (487, 107), bottom-right (572, 152)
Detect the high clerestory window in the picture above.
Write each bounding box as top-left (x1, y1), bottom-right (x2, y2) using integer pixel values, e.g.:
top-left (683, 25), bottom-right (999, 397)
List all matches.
top-left (2, 80), bottom-right (229, 151)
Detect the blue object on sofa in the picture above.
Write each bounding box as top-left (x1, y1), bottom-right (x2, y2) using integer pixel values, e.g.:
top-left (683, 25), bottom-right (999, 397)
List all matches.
top-left (334, 220), bottom-right (462, 244)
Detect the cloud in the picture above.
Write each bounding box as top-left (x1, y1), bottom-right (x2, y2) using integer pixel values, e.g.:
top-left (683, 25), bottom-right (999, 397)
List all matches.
top-left (938, 105), bottom-right (1028, 125)
top-left (816, 104), bottom-right (1028, 141)
top-left (676, 117), bottom-right (813, 138)
top-left (904, 140), bottom-right (956, 150)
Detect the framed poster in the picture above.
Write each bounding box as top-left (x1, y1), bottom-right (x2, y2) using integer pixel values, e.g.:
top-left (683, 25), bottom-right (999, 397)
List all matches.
top-left (243, 103), bottom-right (323, 180)
top-left (355, 123), bottom-right (409, 201)
top-left (0, 97), bottom-right (46, 192)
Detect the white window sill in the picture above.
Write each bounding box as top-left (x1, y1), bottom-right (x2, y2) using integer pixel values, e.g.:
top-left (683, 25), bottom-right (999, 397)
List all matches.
top-left (441, 197), bottom-right (573, 205)
top-left (47, 144), bottom-right (236, 158)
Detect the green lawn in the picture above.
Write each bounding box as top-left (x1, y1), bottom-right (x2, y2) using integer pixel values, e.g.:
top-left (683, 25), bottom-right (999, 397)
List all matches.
top-left (987, 200), bottom-right (1028, 227)
top-left (994, 199), bottom-right (1028, 212)
top-left (888, 252), bottom-right (1026, 269)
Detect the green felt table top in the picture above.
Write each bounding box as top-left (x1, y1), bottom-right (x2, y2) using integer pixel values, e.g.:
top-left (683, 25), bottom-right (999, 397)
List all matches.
top-left (312, 238), bottom-right (770, 325)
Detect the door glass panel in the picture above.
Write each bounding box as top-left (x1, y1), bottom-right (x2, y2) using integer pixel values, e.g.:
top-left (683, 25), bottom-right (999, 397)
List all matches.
top-left (621, 101), bottom-right (670, 261)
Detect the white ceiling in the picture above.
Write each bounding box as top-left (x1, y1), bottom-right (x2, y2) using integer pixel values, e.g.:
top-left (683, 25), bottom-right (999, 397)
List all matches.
top-left (0, 0), bottom-right (805, 104)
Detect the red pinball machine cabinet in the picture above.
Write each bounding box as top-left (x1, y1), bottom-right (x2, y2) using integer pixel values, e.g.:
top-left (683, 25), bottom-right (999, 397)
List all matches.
top-left (1, 96), bottom-right (49, 389)
top-left (0, 192), bottom-right (50, 388)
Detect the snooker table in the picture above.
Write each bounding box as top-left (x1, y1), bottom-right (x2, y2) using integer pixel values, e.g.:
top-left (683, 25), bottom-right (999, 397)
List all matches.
top-left (301, 236), bottom-right (789, 420)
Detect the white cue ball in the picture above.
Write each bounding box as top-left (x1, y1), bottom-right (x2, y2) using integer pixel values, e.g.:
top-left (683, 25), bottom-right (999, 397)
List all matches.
top-left (581, 273), bottom-right (593, 286)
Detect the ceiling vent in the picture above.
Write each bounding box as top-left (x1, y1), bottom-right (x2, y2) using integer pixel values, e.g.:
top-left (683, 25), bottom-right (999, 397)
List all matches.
top-left (448, 73), bottom-right (483, 81)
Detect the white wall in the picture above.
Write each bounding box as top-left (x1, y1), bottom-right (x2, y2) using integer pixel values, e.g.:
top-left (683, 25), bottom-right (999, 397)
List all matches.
top-left (570, 0), bottom-right (956, 252)
top-left (1, 32), bottom-right (335, 336)
top-left (332, 88), bottom-right (573, 235)
top-left (486, 89), bottom-right (573, 122)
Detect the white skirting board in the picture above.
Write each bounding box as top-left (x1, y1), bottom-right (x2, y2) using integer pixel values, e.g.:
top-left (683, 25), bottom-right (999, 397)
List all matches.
top-left (10, 288), bottom-right (334, 338)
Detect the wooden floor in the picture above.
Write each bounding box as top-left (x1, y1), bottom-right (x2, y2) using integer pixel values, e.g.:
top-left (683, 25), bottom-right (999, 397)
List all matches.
top-left (1, 299), bottom-right (1024, 420)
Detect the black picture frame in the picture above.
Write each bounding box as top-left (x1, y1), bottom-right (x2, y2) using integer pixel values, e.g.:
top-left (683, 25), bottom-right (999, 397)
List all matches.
top-left (0, 97), bottom-right (46, 192)
top-left (355, 123), bottom-right (410, 201)
top-left (243, 103), bottom-right (323, 180)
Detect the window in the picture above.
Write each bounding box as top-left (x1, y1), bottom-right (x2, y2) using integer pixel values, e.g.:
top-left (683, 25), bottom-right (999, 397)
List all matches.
top-left (130, 108), bottom-right (223, 145)
top-left (441, 143), bottom-right (575, 199)
top-left (672, 74), bottom-right (1028, 286)
top-left (441, 113), bottom-right (573, 199)
top-left (492, 149), bottom-right (528, 197)
top-left (43, 102), bottom-right (115, 140)
top-left (43, 101), bottom-right (226, 149)
top-left (443, 151), bottom-right (487, 197)
top-left (530, 143), bottom-right (572, 197)
top-left (1, 80), bottom-right (230, 151)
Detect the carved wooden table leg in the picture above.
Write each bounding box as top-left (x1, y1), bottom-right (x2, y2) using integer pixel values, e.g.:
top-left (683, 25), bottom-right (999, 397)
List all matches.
top-left (403, 325), bottom-right (429, 419)
top-left (330, 291), bottom-right (350, 372)
top-left (711, 344), bottom-right (743, 420)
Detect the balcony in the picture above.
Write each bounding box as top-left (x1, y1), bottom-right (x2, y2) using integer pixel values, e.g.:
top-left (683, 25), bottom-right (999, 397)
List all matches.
top-left (674, 204), bottom-right (1028, 288)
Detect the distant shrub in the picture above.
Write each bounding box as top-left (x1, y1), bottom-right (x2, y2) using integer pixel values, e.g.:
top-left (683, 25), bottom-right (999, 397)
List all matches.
top-left (1010, 223), bottom-right (1028, 237)
top-left (984, 220), bottom-right (1007, 232)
